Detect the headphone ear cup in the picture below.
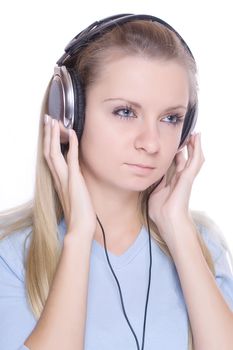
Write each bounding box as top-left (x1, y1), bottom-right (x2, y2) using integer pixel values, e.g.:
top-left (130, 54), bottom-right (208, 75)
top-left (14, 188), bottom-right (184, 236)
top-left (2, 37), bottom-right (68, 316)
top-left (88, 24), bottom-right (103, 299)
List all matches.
top-left (179, 104), bottom-right (197, 149)
top-left (66, 67), bottom-right (85, 141)
top-left (47, 66), bottom-right (74, 145)
top-left (47, 66), bottom-right (85, 145)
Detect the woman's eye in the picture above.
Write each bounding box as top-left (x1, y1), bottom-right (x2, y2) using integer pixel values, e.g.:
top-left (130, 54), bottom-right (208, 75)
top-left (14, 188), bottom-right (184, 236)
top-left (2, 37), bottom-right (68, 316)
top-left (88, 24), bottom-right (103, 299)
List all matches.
top-left (163, 114), bottom-right (184, 125)
top-left (112, 106), bottom-right (136, 120)
top-left (112, 108), bottom-right (184, 125)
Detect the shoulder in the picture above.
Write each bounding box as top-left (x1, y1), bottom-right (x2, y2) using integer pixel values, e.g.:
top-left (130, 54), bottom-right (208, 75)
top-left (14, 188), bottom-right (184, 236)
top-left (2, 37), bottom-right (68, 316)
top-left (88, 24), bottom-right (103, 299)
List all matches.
top-left (192, 210), bottom-right (233, 270)
top-left (0, 226), bottom-right (32, 282)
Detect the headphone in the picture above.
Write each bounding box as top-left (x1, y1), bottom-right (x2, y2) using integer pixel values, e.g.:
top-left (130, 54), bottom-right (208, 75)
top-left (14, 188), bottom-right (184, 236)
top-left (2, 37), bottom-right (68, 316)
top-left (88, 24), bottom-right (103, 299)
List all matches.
top-left (46, 14), bottom-right (197, 349)
top-left (46, 13), bottom-right (197, 149)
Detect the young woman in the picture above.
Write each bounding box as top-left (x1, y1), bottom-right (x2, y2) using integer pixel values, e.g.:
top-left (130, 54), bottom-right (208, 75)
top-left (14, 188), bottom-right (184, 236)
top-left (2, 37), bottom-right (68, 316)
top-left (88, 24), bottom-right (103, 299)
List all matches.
top-left (0, 14), bottom-right (233, 350)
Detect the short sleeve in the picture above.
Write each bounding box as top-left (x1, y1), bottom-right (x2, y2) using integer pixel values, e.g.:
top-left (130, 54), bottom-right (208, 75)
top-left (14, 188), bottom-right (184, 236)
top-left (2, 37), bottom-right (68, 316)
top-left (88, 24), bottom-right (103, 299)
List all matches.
top-left (0, 231), bottom-right (37, 350)
top-left (199, 224), bottom-right (233, 311)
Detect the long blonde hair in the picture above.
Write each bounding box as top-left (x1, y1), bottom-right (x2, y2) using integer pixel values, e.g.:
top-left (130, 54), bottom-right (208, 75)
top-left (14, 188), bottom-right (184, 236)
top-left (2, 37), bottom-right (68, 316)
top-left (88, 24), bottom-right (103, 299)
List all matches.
top-left (0, 20), bottom-right (231, 349)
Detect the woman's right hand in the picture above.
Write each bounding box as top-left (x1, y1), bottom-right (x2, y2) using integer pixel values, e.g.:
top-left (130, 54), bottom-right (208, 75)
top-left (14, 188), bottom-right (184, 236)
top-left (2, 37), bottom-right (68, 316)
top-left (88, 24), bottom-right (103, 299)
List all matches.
top-left (43, 114), bottom-right (97, 240)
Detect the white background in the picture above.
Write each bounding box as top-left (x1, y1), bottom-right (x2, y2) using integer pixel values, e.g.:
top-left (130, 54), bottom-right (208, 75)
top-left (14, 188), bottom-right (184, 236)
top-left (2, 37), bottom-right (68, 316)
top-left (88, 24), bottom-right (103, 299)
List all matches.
top-left (0, 0), bottom-right (232, 253)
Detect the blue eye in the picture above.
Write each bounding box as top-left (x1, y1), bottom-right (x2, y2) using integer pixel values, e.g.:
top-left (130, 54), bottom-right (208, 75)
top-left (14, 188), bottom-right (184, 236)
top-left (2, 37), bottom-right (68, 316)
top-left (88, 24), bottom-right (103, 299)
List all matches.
top-left (163, 114), bottom-right (184, 125)
top-left (112, 106), bottom-right (184, 125)
top-left (112, 105), bottom-right (136, 120)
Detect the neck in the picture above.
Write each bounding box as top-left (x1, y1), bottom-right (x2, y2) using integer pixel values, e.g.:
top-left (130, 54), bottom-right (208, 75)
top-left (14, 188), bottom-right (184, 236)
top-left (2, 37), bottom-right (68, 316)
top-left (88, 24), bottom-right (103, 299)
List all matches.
top-left (81, 173), bottom-right (143, 246)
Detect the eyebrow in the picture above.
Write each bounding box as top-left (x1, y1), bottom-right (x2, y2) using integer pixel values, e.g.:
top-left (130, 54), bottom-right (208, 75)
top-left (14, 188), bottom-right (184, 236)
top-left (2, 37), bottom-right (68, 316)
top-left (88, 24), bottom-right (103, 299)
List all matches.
top-left (102, 98), bottom-right (187, 112)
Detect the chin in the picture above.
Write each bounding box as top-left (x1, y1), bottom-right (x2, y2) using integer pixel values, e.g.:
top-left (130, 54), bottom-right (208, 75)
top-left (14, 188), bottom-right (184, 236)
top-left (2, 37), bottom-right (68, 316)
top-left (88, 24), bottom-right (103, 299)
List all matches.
top-left (127, 173), bottom-right (165, 191)
top-left (122, 180), bottom-right (157, 193)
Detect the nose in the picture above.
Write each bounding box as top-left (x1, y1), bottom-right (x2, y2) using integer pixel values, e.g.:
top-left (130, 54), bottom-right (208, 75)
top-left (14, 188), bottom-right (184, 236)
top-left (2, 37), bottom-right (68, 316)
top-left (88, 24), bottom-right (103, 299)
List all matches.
top-left (134, 120), bottom-right (161, 154)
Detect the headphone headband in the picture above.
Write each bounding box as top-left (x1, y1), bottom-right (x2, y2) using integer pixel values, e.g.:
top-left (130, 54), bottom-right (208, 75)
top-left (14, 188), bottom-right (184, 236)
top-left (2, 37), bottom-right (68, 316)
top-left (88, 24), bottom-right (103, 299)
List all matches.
top-left (57, 13), bottom-right (195, 67)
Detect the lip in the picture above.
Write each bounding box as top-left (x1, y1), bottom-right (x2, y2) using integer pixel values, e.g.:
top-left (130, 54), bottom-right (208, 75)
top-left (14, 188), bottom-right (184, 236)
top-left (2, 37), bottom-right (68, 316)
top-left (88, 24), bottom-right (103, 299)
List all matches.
top-left (127, 163), bottom-right (155, 169)
top-left (126, 163), bottom-right (155, 175)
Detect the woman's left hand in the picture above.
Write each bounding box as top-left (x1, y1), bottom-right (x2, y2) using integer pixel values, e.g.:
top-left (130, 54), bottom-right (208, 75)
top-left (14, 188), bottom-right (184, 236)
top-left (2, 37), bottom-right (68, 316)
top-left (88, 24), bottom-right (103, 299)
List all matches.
top-left (148, 132), bottom-right (205, 245)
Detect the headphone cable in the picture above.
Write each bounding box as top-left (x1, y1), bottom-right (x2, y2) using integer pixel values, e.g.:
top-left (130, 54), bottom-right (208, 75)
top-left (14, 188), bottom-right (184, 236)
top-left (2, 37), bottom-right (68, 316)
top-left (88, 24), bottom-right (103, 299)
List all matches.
top-left (96, 196), bottom-right (152, 350)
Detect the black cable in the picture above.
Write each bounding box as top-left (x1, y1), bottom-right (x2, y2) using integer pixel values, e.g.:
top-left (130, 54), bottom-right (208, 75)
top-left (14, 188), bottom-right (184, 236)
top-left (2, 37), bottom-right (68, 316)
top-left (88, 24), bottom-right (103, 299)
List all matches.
top-left (141, 197), bottom-right (153, 349)
top-left (96, 197), bottom-right (153, 350)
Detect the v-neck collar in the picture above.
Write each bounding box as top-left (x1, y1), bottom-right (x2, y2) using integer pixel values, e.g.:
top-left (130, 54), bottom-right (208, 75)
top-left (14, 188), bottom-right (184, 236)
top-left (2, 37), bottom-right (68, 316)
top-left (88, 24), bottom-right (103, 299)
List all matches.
top-left (92, 225), bottom-right (148, 269)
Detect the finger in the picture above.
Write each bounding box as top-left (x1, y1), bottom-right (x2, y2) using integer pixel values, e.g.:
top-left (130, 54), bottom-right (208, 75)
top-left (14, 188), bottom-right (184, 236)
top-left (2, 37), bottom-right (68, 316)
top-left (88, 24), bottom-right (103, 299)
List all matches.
top-left (43, 115), bottom-right (62, 190)
top-left (67, 129), bottom-right (83, 206)
top-left (50, 119), bottom-right (68, 185)
top-left (174, 133), bottom-right (203, 196)
top-left (67, 129), bottom-right (80, 172)
top-left (175, 149), bottom-right (187, 172)
top-left (185, 135), bottom-right (195, 167)
top-left (186, 147), bottom-right (193, 167)
top-left (185, 133), bottom-right (205, 177)
top-left (51, 119), bottom-right (71, 212)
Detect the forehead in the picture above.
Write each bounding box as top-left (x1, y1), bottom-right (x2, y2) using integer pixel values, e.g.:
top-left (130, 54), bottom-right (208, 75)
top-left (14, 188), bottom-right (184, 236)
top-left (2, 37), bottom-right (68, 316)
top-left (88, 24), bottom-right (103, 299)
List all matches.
top-left (87, 55), bottom-right (190, 107)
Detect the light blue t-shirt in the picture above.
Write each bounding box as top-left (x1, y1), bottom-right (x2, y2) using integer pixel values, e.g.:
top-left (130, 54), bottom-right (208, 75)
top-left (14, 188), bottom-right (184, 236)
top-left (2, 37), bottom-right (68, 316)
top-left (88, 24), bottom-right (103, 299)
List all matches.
top-left (0, 218), bottom-right (233, 350)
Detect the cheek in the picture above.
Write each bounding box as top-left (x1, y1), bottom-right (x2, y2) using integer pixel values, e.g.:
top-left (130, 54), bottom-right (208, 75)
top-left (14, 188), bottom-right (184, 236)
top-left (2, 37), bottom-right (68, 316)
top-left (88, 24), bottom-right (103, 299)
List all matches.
top-left (80, 118), bottom-right (118, 167)
top-left (81, 107), bottom-right (124, 152)
top-left (161, 136), bottom-right (180, 169)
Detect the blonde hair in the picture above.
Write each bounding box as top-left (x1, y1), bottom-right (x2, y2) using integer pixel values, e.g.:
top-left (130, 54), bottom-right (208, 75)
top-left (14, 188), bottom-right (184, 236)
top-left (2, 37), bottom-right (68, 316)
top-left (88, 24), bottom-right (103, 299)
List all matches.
top-left (0, 20), bottom-right (231, 350)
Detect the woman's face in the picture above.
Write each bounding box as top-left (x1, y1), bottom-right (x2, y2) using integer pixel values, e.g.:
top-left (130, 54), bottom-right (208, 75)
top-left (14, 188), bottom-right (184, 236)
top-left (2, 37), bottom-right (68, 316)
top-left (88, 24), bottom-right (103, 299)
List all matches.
top-left (79, 55), bottom-right (190, 192)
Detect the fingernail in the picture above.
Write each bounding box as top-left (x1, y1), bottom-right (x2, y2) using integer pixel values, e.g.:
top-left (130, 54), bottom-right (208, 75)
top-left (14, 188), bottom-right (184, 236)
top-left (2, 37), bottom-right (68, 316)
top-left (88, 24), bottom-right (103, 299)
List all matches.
top-left (52, 119), bottom-right (55, 127)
